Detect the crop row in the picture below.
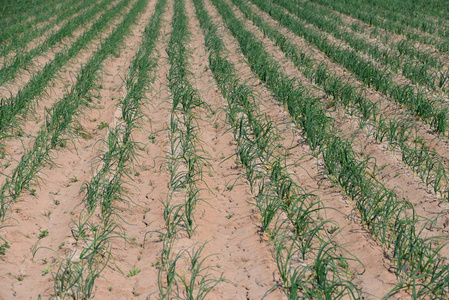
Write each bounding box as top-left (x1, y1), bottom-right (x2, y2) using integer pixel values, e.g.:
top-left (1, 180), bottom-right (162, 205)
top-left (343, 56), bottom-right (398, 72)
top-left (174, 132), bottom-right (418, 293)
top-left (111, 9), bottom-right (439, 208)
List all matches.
top-left (51, 1), bottom-right (160, 296)
top-left (296, 1), bottom-right (442, 69)
top-left (0, 0), bottom-right (110, 86)
top-left (0, 0), bottom-right (132, 138)
top-left (0, 0), bottom-right (145, 243)
top-left (193, 0), bottom-right (363, 298)
top-left (306, 0), bottom-right (449, 40)
top-left (157, 0), bottom-right (224, 298)
top-left (231, 0), bottom-right (449, 202)
top-left (261, 0), bottom-right (448, 136)
top-left (307, 0), bottom-right (449, 52)
top-left (1, 0), bottom-right (61, 37)
top-left (165, 0), bottom-right (206, 239)
top-left (278, 0), bottom-right (449, 93)
top-left (0, 0), bottom-right (86, 58)
top-left (211, 0), bottom-right (449, 297)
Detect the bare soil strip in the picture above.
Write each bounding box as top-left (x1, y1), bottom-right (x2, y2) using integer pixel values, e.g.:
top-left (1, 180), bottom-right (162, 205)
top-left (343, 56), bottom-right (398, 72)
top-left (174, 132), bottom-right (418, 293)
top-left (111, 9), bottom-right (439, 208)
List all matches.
top-left (173, 0), bottom-right (283, 297)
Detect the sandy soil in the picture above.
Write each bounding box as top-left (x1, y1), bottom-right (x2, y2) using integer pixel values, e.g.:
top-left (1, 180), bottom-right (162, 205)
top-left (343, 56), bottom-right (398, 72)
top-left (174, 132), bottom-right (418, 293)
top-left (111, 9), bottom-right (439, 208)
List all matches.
top-left (1, 0), bottom-right (449, 299)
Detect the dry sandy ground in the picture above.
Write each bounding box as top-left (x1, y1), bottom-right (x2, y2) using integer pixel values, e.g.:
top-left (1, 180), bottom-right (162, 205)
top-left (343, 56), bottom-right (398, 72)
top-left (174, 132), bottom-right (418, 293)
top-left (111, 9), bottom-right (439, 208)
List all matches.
top-left (1, 0), bottom-right (449, 299)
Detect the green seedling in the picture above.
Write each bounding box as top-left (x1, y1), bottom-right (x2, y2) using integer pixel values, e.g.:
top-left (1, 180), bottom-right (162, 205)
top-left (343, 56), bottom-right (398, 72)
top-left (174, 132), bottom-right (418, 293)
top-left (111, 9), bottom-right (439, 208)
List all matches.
top-left (127, 266), bottom-right (141, 277)
top-left (97, 122), bottom-right (109, 130)
top-left (38, 230), bottom-right (49, 239)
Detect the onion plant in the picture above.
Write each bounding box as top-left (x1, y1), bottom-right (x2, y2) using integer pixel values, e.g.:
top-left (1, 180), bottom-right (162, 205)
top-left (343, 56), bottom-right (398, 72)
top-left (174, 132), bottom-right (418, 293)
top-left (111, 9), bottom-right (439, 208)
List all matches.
top-left (0, 0), bottom-right (132, 138)
top-left (0, 0), bottom-right (109, 86)
top-left (212, 0), bottom-right (449, 297)
top-left (231, 0), bottom-right (449, 200)
top-left (52, 0), bottom-right (165, 296)
top-left (252, 0), bottom-right (448, 135)
top-left (193, 0), bottom-right (361, 298)
top-left (0, 0), bottom-right (147, 242)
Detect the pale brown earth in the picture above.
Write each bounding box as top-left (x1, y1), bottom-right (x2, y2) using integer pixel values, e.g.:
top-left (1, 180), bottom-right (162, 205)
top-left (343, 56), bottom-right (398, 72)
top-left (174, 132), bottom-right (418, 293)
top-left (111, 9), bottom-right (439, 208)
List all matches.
top-left (1, 0), bottom-right (449, 299)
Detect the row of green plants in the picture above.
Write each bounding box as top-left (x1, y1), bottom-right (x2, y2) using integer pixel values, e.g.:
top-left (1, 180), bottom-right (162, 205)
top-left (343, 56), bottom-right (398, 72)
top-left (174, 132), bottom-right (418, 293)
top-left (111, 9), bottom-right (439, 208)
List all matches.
top-left (0, 0), bottom-right (146, 243)
top-left (0, 0), bottom-right (109, 86)
top-left (164, 0), bottom-right (207, 239)
top-left (276, 1), bottom-right (449, 90)
top-left (317, 2), bottom-right (443, 69)
top-left (305, 0), bottom-right (449, 40)
top-left (231, 0), bottom-right (449, 201)
top-left (343, 0), bottom-right (449, 22)
top-left (51, 1), bottom-right (160, 296)
top-left (0, 0), bottom-right (51, 17)
top-left (0, 0), bottom-right (132, 138)
top-left (250, 0), bottom-right (448, 136)
top-left (0, 0), bottom-right (60, 42)
top-left (0, 0), bottom-right (86, 58)
top-left (270, 0), bottom-right (448, 134)
top-left (278, 0), bottom-right (449, 93)
top-left (157, 1), bottom-right (225, 298)
top-left (212, 0), bottom-right (449, 297)
top-left (306, 0), bottom-right (449, 53)
top-left (0, 0), bottom-right (61, 34)
top-left (193, 0), bottom-right (362, 298)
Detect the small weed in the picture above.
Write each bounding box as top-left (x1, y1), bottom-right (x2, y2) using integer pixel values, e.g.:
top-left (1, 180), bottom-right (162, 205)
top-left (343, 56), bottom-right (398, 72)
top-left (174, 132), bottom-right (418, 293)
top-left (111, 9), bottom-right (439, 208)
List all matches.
top-left (127, 266), bottom-right (141, 277)
top-left (327, 225), bottom-right (339, 234)
top-left (42, 265), bottom-right (52, 276)
top-left (97, 122), bottom-right (109, 130)
top-left (74, 125), bottom-right (93, 140)
top-left (0, 242), bottom-right (11, 255)
top-left (152, 261), bottom-right (160, 267)
top-left (38, 230), bottom-right (49, 239)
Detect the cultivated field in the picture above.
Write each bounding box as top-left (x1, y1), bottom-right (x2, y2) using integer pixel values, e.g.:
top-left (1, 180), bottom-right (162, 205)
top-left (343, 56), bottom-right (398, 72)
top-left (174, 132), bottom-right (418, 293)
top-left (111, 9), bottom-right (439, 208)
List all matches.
top-left (1, 0), bottom-right (449, 298)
